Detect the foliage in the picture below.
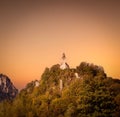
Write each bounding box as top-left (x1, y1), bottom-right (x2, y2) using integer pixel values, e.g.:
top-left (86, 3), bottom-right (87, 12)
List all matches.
top-left (0, 62), bottom-right (120, 117)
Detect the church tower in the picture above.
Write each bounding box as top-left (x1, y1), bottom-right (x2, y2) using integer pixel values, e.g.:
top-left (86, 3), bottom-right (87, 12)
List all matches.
top-left (60, 53), bottom-right (69, 70)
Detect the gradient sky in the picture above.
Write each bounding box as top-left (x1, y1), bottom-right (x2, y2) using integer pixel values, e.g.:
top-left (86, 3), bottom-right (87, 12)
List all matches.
top-left (0, 1), bottom-right (120, 90)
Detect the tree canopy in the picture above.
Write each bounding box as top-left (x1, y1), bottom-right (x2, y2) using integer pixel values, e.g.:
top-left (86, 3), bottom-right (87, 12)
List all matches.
top-left (0, 62), bottom-right (120, 117)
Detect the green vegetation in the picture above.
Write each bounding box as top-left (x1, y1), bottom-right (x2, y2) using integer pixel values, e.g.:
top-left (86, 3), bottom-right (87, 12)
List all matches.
top-left (0, 62), bottom-right (120, 117)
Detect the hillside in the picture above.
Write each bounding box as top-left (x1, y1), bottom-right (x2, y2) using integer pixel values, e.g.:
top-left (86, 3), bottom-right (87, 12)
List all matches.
top-left (0, 62), bottom-right (120, 117)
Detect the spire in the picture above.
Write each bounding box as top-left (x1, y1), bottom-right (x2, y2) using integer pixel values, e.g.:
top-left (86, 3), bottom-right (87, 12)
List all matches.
top-left (60, 53), bottom-right (69, 70)
top-left (62, 53), bottom-right (66, 60)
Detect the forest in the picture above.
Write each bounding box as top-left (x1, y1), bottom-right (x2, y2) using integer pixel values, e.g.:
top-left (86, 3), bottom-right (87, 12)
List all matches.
top-left (0, 62), bottom-right (120, 117)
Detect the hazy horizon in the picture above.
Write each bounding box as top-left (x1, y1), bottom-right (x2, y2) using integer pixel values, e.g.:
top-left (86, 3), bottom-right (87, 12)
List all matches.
top-left (0, 1), bottom-right (120, 90)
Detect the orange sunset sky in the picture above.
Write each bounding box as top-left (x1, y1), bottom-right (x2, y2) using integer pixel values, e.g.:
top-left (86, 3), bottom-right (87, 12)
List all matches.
top-left (0, 1), bottom-right (120, 90)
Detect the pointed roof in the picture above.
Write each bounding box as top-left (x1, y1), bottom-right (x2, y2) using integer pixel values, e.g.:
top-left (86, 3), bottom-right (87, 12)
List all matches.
top-left (60, 53), bottom-right (69, 70)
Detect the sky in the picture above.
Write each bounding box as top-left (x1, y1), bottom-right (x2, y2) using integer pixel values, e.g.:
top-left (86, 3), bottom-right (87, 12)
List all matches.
top-left (0, 1), bottom-right (120, 90)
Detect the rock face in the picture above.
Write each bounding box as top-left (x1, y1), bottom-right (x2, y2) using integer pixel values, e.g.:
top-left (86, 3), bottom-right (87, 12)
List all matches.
top-left (0, 74), bottom-right (18, 101)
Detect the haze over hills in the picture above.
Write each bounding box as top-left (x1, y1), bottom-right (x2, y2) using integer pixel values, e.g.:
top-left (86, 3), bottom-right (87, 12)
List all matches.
top-left (0, 56), bottom-right (120, 117)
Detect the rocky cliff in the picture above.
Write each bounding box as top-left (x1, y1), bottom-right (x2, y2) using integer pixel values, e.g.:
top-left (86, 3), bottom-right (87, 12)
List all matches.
top-left (0, 74), bottom-right (18, 101)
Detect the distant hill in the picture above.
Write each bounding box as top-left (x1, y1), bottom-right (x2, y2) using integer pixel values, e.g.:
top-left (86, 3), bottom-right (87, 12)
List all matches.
top-left (0, 74), bottom-right (18, 101)
top-left (0, 62), bottom-right (120, 117)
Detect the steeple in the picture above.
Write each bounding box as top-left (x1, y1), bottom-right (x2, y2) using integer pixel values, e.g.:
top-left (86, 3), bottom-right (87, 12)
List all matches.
top-left (60, 53), bottom-right (69, 70)
top-left (62, 53), bottom-right (66, 61)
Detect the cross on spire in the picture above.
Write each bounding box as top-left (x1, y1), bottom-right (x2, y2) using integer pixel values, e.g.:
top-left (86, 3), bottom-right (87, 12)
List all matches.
top-left (62, 53), bottom-right (66, 60)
